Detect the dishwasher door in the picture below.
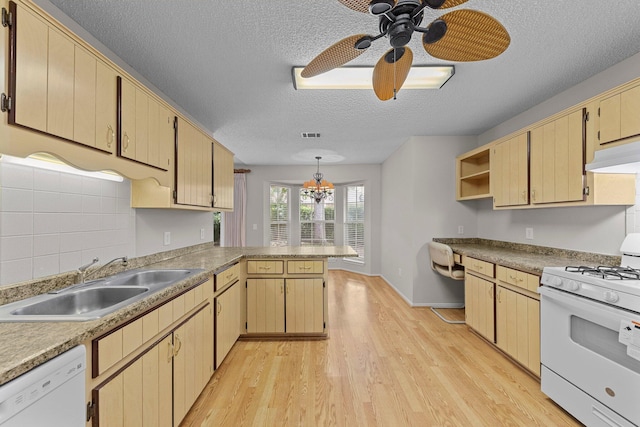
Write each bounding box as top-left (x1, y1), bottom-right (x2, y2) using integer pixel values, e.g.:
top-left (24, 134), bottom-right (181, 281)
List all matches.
top-left (0, 345), bottom-right (86, 427)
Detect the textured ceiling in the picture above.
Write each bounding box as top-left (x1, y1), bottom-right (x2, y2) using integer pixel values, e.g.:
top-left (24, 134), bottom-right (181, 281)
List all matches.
top-left (41, 0), bottom-right (640, 165)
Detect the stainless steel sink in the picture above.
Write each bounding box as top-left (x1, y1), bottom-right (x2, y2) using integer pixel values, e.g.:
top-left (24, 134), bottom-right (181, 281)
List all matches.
top-left (0, 268), bottom-right (205, 322)
top-left (10, 287), bottom-right (149, 316)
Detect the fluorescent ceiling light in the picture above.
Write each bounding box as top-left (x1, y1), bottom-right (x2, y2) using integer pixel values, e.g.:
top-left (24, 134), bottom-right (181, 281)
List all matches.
top-left (292, 65), bottom-right (454, 90)
top-left (0, 154), bottom-right (124, 182)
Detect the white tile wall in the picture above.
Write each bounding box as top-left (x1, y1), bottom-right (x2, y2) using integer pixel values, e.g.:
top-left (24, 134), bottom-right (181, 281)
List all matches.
top-left (626, 174), bottom-right (640, 234)
top-left (0, 162), bottom-right (135, 285)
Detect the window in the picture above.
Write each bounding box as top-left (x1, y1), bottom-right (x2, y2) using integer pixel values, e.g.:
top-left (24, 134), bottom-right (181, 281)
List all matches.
top-left (269, 185), bottom-right (290, 247)
top-left (344, 185), bottom-right (365, 261)
top-left (300, 190), bottom-right (334, 246)
top-left (213, 212), bottom-right (221, 246)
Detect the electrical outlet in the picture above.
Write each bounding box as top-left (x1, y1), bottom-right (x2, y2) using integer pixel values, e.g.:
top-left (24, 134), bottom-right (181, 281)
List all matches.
top-left (164, 231), bottom-right (171, 246)
top-left (525, 227), bottom-right (534, 240)
top-left (458, 225), bottom-right (464, 235)
top-left (200, 228), bottom-right (205, 239)
top-left (252, 224), bottom-right (258, 231)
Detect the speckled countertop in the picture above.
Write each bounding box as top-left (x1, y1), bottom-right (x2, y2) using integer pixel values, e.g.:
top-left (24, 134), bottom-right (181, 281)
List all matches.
top-left (434, 238), bottom-right (621, 275)
top-left (0, 244), bottom-right (357, 386)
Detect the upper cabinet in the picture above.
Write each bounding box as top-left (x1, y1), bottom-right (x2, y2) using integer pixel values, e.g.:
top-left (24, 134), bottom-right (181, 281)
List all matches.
top-left (118, 76), bottom-right (172, 170)
top-left (213, 142), bottom-right (234, 210)
top-left (8, 2), bottom-right (117, 153)
top-left (530, 109), bottom-right (585, 205)
top-left (492, 132), bottom-right (529, 207)
top-left (598, 83), bottom-right (640, 146)
top-left (3, 0), bottom-right (235, 212)
top-left (455, 146), bottom-right (491, 200)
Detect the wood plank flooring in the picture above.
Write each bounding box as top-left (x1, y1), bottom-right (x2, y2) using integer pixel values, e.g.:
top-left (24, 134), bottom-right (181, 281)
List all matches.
top-left (181, 270), bottom-right (581, 426)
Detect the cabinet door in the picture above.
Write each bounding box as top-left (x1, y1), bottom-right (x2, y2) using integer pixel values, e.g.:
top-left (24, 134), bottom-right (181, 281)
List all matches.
top-left (213, 141), bottom-right (234, 210)
top-left (47, 27), bottom-right (75, 140)
top-left (464, 274), bottom-right (495, 342)
top-left (493, 133), bottom-right (528, 207)
top-left (246, 278), bottom-right (285, 333)
top-left (530, 110), bottom-right (584, 204)
top-left (175, 119), bottom-right (213, 207)
top-left (620, 85), bottom-right (640, 140)
top-left (95, 335), bottom-right (172, 427)
top-left (285, 278), bottom-right (324, 333)
top-left (216, 281), bottom-right (241, 368)
top-left (495, 286), bottom-right (541, 376)
top-left (120, 77), bottom-right (137, 160)
top-left (135, 87), bottom-right (149, 164)
top-left (95, 61), bottom-right (117, 153)
top-left (173, 306), bottom-right (213, 426)
top-left (13, 3), bottom-right (48, 131)
top-left (73, 45), bottom-right (97, 147)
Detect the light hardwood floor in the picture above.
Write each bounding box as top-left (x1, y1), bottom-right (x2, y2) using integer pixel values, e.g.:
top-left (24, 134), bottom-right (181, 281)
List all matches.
top-left (182, 270), bottom-right (581, 426)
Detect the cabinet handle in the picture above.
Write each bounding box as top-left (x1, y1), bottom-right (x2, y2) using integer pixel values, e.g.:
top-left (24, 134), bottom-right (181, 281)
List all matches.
top-left (299, 266), bottom-right (312, 271)
top-left (167, 340), bottom-right (174, 363)
top-left (173, 335), bottom-right (182, 357)
top-left (123, 132), bottom-right (130, 151)
top-left (226, 273), bottom-right (233, 279)
top-left (107, 124), bottom-right (115, 148)
top-left (517, 278), bottom-right (524, 283)
top-left (259, 266), bottom-right (272, 271)
top-left (217, 301), bottom-right (222, 315)
top-left (509, 274), bottom-right (516, 280)
top-left (497, 288), bottom-right (502, 303)
top-left (280, 284), bottom-right (284, 294)
top-left (521, 190), bottom-right (527, 201)
top-left (531, 189), bottom-right (536, 201)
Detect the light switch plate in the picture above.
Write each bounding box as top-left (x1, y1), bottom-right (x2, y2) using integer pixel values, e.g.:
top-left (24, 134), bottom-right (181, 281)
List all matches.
top-left (164, 231), bottom-right (171, 245)
top-left (525, 227), bottom-right (534, 240)
top-left (200, 228), bottom-right (205, 239)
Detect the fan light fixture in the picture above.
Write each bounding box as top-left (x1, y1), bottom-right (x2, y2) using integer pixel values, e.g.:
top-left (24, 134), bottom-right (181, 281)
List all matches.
top-left (302, 156), bottom-right (334, 204)
top-left (292, 65), bottom-right (453, 90)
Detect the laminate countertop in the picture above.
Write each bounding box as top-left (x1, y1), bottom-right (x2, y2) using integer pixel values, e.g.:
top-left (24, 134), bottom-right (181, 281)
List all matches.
top-left (0, 245), bottom-right (357, 386)
top-left (434, 238), bottom-right (620, 275)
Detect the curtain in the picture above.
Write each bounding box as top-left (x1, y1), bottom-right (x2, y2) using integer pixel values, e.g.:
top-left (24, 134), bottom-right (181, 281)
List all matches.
top-left (223, 173), bottom-right (246, 247)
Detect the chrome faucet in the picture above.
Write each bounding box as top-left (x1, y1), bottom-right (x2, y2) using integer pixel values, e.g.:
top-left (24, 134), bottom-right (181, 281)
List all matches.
top-left (78, 257), bottom-right (100, 284)
top-left (82, 256), bottom-right (129, 283)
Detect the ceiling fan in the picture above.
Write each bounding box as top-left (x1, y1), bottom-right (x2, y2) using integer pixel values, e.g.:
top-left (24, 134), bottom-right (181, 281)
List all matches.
top-left (301, 0), bottom-right (510, 101)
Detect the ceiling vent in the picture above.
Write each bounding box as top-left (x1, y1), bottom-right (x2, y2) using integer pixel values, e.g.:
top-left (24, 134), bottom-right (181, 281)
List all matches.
top-left (301, 132), bottom-right (320, 139)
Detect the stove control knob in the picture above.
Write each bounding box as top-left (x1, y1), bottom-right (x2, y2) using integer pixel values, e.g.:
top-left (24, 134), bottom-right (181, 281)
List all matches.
top-left (548, 276), bottom-right (563, 287)
top-left (566, 280), bottom-right (580, 291)
top-left (603, 291), bottom-right (619, 303)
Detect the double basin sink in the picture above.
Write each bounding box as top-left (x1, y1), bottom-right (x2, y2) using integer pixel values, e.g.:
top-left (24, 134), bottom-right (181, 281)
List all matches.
top-left (0, 268), bottom-right (205, 322)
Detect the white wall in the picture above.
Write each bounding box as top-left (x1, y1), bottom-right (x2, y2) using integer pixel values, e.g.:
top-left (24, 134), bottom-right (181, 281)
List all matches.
top-left (135, 209), bottom-right (213, 256)
top-left (243, 164), bottom-right (382, 276)
top-left (381, 136), bottom-right (478, 305)
top-left (475, 52), bottom-right (640, 255)
top-left (0, 162), bottom-right (135, 285)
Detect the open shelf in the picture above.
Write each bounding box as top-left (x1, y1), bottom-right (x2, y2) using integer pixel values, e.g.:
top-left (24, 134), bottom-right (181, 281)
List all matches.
top-left (456, 146), bottom-right (492, 200)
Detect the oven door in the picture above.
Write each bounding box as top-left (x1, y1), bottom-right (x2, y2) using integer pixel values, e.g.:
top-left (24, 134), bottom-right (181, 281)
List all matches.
top-left (540, 286), bottom-right (640, 426)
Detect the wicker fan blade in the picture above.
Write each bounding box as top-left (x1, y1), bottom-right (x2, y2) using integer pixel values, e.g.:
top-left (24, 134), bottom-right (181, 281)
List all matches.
top-left (423, 9), bottom-right (510, 62)
top-left (438, 0), bottom-right (469, 9)
top-left (301, 34), bottom-right (368, 78)
top-left (338, 0), bottom-right (396, 14)
top-left (373, 47), bottom-right (413, 101)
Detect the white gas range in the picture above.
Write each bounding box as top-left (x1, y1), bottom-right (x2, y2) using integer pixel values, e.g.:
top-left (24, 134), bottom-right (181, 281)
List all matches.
top-left (539, 233), bottom-right (640, 427)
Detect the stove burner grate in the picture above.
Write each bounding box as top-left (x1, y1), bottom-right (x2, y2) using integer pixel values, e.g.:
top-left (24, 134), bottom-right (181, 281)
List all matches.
top-left (565, 265), bottom-right (640, 280)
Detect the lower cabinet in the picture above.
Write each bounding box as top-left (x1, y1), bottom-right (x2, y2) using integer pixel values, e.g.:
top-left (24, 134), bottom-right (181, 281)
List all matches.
top-left (496, 285), bottom-right (541, 376)
top-left (464, 273), bottom-right (495, 342)
top-left (91, 282), bottom-right (214, 427)
top-left (215, 281), bottom-right (241, 368)
top-left (246, 277), bottom-right (325, 335)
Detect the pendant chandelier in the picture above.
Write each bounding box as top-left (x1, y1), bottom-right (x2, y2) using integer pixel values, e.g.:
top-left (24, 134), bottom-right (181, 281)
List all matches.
top-left (302, 156), bottom-right (334, 203)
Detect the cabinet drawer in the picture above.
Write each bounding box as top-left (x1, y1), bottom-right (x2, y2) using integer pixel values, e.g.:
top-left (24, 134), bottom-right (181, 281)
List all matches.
top-left (287, 260), bottom-right (324, 275)
top-left (246, 260), bottom-right (284, 275)
top-left (215, 263), bottom-right (240, 291)
top-left (496, 266), bottom-right (540, 293)
top-left (463, 256), bottom-right (495, 278)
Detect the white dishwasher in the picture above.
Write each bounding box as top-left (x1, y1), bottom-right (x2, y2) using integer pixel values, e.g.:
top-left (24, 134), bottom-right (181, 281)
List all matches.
top-left (0, 345), bottom-right (86, 427)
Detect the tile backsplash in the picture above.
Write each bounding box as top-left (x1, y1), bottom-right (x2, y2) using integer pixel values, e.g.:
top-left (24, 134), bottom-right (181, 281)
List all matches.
top-left (0, 162), bottom-right (135, 285)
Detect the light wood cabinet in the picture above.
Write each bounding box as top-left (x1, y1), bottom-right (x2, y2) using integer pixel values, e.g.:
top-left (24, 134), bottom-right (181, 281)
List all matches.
top-left (118, 76), bottom-right (172, 170)
top-left (215, 263), bottom-right (240, 291)
top-left (464, 273), bottom-right (495, 342)
top-left (496, 265), bottom-right (539, 293)
top-left (213, 141), bottom-right (234, 210)
top-left (285, 278), bottom-right (324, 334)
top-left (246, 278), bottom-right (285, 333)
top-left (492, 132), bottom-right (529, 207)
top-left (530, 109), bottom-right (585, 204)
top-left (90, 278), bottom-right (214, 426)
top-left (598, 83), bottom-right (640, 145)
top-left (496, 286), bottom-right (540, 376)
top-left (456, 145), bottom-right (491, 200)
top-left (246, 260), bottom-right (284, 275)
top-left (9, 2), bottom-right (117, 152)
top-left (175, 118), bottom-right (213, 207)
top-left (215, 281), bottom-right (241, 368)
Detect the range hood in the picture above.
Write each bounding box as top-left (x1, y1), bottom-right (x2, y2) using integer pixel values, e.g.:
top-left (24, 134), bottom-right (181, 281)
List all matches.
top-left (586, 140), bottom-right (640, 173)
